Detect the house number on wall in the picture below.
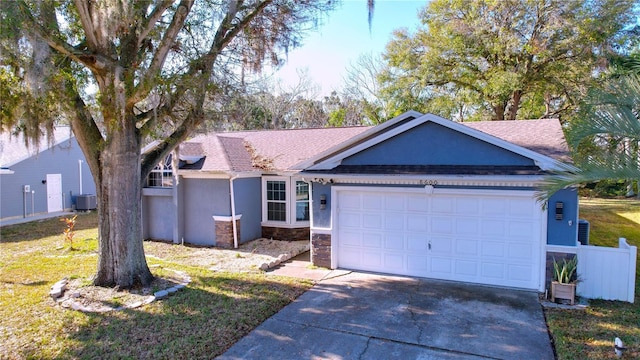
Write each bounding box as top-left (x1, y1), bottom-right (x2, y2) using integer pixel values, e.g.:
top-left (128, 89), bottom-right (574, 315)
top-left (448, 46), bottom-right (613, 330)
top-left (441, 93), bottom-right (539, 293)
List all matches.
top-left (420, 180), bottom-right (438, 185)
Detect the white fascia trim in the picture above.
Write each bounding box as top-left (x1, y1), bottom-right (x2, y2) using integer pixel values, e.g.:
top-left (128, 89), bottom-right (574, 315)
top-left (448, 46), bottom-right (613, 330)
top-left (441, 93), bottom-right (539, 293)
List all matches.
top-left (0, 169), bottom-right (15, 175)
top-left (546, 245), bottom-right (578, 254)
top-left (304, 173), bottom-right (544, 187)
top-left (213, 214), bottom-right (242, 222)
top-left (178, 171), bottom-right (259, 179)
top-left (292, 110), bottom-right (424, 170)
top-left (304, 112), bottom-right (572, 172)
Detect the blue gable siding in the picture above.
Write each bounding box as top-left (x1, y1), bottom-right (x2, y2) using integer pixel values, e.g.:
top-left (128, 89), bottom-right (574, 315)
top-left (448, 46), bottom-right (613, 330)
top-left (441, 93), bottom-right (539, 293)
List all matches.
top-left (547, 188), bottom-right (579, 246)
top-left (342, 122), bottom-right (535, 166)
top-left (233, 177), bottom-right (262, 243)
top-left (1, 138), bottom-right (96, 220)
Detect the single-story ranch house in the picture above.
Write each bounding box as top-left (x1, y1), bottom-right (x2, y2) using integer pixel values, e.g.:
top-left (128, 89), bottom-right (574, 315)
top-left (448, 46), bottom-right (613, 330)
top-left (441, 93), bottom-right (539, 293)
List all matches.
top-left (142, 111), bottom-right (578, 292)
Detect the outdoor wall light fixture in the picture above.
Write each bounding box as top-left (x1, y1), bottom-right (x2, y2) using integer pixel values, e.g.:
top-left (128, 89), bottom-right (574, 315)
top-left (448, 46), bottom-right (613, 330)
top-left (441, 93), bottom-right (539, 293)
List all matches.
top-left (320, 194), bottom-right (327, 210)
top-left (555, 201), bottom-right (564, 220)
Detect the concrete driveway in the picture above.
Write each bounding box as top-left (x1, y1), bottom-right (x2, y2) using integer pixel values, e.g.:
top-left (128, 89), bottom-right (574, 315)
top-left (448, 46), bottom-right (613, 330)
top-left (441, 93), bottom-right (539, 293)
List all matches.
top-left (218, 272), bottom-right (555, 360)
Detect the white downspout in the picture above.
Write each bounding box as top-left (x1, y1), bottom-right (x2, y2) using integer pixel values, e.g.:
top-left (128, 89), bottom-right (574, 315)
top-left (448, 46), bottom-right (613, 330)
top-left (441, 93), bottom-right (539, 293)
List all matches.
top-left (78, 160), bottom-right (83, 195)
top-left (230, 174), bottom-right (239, 249)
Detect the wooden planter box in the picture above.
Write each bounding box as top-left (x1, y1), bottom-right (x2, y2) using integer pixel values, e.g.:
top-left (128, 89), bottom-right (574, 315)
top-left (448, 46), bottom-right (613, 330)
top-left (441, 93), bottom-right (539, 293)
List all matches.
top-left (551, 281), bottom-right (576, 305)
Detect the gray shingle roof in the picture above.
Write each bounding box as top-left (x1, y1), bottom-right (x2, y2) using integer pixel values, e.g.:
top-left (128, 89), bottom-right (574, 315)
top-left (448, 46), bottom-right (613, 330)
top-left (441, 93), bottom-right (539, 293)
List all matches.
top-left (1, 127), bottom-right (74, 168)
top-left (177, 117), bottom-right (570, 173)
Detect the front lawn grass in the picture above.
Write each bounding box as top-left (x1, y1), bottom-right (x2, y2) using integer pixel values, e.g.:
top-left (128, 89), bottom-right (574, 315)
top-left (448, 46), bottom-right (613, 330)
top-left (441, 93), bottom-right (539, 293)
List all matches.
top-left (0, 212), bottom-right (312, 359)
top-left (546, 198), bottom-right (640, 359)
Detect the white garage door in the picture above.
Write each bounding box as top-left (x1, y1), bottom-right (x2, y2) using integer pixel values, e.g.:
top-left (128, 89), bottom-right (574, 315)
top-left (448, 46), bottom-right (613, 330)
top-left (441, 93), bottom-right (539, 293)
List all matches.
top-left (335, 187), bottom-right (544, 290)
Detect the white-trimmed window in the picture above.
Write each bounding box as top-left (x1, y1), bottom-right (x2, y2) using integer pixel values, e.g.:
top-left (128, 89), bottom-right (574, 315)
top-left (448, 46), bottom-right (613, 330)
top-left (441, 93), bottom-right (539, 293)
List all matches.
top-left (146, 155), bottom-right (173, 188)
top-left (262, 177), bottom-right (310, 225)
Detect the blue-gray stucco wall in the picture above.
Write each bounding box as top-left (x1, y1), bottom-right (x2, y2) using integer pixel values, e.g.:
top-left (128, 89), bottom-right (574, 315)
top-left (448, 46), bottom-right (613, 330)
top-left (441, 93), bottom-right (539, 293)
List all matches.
top-left (182, 178), bottom-right (231, 246)
top-left (342, 122), bottom-right (535, 166)
top-left (311, 183), bottom-right (332, 229)
top-left (0, 138), bottom-right (96, 220)
top-left (547, 188), bottom-right (579, 246)
top-left (233, 177), bottom-right (262, 243)
top-left (142, 189), bottom-right (174, 241)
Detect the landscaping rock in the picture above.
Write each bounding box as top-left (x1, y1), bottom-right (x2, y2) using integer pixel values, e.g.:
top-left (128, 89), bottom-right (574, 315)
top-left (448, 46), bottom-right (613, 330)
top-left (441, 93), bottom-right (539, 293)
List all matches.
top-left (154, 290), bottom-right (169, 299)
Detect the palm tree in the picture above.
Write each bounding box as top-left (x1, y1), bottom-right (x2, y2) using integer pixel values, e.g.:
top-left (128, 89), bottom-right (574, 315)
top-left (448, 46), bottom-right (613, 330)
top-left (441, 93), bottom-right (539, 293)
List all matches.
top-left (539, 75), bottom-right (640, 199)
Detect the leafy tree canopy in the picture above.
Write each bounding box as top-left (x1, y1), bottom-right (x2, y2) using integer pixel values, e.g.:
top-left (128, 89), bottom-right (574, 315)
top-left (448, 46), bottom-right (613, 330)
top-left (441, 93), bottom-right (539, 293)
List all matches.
top-left (378, 0), bottom-right (638, 121)
top-left (0, 0), bottom-right (336, 287)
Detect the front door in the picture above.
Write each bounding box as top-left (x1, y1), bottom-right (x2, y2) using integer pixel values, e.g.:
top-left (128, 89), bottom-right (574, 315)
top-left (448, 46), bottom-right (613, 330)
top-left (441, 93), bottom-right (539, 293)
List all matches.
top-left (46, 173), bottom-right (63, 213)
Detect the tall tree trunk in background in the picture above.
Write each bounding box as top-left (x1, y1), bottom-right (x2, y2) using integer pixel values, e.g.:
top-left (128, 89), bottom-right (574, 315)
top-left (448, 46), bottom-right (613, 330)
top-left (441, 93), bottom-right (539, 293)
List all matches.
top-left (507, 90), bottom-right (522, 120)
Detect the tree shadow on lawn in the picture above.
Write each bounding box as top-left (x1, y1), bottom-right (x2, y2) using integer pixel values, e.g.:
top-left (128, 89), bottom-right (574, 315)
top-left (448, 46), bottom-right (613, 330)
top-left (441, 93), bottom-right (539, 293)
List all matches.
top-left (57, 274), bottom-right (311, 359)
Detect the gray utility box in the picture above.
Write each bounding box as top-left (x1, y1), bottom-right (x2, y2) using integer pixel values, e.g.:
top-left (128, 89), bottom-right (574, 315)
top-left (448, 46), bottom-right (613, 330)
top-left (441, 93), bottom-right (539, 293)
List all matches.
top-left (76, 194), bottom-right (97, 211)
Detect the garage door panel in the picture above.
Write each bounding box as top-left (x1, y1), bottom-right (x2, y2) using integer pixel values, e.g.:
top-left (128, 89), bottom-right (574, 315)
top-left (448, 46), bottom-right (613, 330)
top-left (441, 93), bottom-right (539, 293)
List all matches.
top-left (338, 247), bottom-right (362, 267)
top-left (456, 198), bottom-right (480, 215)
top-left (384, 194), bottom-right (405, 211)
top-left (508, 221), bottom-right (535, 239)
top-left (407, 235), bottom-right (428, 251)
top-left (432, 197), bottom-right (454, 213)
top-left (362, 233), bottom-right (382, 248)
top-left (482, 241), bottom-right (505, 258)
top-left (455, 238), bottom-right (479, 256)
top-left (385, 214), bottom-right (405, 230)
top-left (509, 199), bottom-right (535, 217)
top-left (362, 194), bottom-right (382, 210)
top-left (430, 257), bottom-right (452, 275)
top-left (407, 197), bottom-right (428, 212)
top-left (384, 234), bottom-right (405, 250)
top-left (481, 198), bottom-right (508, 215)
top-left (362, 213), bottom-right (382, 229)
top-left (481, 262), bottom-right (505, 280)
top-left (407, 215), bottom-right (428, 232)
top-left (339, 212), bottom-right (361, 228)
top-left (336, 189), bottom-right (542, 290)
top-left (340, 193), bottom-right (361, 209)
top-left (338, 230), bottom-right (361, 246)
top-left (431, 216), bottom-right (454, 234)
top-left (455, 260), bottom-right (478, 276)
top-left (456, 218), bottom-right (479, 235)
top-left (508, 243), bottom-right (533, 259)
top-left (407, 255), bottom-right (429, 273)
top-left (384, 253), bottom-right (405, 270)
top-left (507, 264), bottom-right (534, 282)
top-left (362, 251), bottom-right (382, 267)
top-left (481, 219), bottom-right (505, 237)
top-left (429, 236), bottom-right (452, 254)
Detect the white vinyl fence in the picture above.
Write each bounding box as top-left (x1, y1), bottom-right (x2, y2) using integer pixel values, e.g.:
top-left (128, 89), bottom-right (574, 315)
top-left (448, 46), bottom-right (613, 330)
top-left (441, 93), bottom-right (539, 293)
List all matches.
top-left (577, 238), bottom-right (637, 303)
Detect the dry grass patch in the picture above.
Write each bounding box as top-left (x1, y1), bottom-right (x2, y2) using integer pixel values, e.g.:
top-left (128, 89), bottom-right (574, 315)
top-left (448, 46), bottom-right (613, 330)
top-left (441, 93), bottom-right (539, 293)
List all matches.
top-left (0, 212), bottom-right (313, 359)
top-left (545, 198), bottom-right (640, 359)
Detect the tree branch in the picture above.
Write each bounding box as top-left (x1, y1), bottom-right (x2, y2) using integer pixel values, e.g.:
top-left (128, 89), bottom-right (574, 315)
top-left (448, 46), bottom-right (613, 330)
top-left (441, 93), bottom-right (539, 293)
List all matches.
top-left (16, 0), bottom-right (114, 73)
top-left (137, 0), bottom-right (174, 45)
top-left (132, 0), bottom-right (194, 105)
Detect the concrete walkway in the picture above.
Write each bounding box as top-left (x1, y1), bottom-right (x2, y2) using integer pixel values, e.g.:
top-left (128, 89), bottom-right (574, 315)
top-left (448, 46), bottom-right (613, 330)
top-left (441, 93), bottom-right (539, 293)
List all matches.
top-left (222, 270), bottom-right (554, 360)
top-left (266, 252), bottom-right (351, 281)
top-left (0, 211), bottom-right (75, 227)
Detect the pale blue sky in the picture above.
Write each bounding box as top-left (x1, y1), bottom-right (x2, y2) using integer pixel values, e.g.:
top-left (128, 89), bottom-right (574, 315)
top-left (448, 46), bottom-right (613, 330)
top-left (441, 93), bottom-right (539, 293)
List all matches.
top-left (272, 0), bottom-right (426, 96)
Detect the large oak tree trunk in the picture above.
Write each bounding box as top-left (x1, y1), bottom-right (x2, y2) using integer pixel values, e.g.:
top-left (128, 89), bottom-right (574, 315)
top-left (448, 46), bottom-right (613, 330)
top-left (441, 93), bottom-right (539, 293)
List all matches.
top-left (92, 73), bottom-right (153, 288)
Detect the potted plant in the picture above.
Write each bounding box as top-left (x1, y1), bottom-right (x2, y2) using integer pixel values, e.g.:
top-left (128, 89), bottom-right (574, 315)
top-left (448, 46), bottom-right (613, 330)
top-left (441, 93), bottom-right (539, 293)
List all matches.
top-left (551, 256), bottom-right (578, 305)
